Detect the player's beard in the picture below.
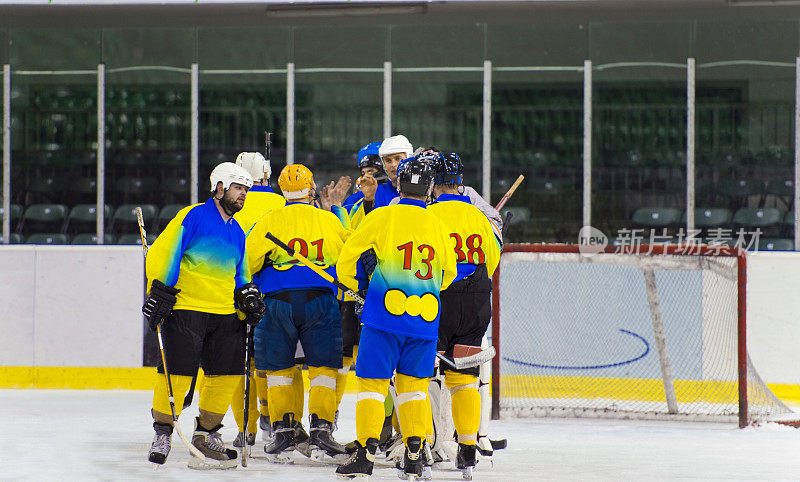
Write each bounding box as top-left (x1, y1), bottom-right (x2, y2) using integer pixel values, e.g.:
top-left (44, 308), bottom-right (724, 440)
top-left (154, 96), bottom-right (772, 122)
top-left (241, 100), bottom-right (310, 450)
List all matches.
top-left (220, 190), bottom-right (245, 215)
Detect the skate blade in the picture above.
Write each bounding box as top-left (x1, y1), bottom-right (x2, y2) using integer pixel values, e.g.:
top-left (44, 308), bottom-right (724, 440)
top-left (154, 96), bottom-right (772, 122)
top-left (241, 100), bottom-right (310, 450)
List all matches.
top-left (187, 456), bottom-right (238, 470)
top-left (460, 467), bottom-right (473, 480)
top-left (264, 451), bottom-right (294, 464)
top-left (336, 474), bottom-right (371, 480)
top-left (310, 448), bottom-right (350, 464)
top-left (295, 442), bottom-right (312, 458)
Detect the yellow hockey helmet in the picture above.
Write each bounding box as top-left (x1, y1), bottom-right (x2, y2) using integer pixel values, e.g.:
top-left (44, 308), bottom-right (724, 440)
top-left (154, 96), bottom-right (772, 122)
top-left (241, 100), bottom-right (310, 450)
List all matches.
top-left (278, 164), bottom-right (315, 200)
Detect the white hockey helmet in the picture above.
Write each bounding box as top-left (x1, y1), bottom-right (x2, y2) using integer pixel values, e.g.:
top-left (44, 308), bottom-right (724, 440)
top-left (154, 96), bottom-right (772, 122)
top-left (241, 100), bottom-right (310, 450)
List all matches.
top-left (379, 134), bottom-right (413, 159)
top-left (210, 162), bottom-right (254, 192)
top-left (235, 152), bottom-right (272, 183)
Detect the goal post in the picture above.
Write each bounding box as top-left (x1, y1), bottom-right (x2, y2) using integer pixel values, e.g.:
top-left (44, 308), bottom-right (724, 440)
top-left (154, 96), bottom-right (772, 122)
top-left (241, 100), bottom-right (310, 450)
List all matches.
top-left (491, 243), bottom-right (791, 427)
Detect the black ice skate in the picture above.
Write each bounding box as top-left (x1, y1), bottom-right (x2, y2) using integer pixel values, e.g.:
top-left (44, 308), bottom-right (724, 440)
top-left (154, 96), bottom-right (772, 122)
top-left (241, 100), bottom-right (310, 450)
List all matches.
top-left (148, 422), bottom-right (172, 465)
top-left (232, 431), bottom-right (256, 447)
top-left (264, 413), bottom-right (296, 464)
top-left (293, 418), bottom-right (312, 457)
top-left (260, 414), bottom-right (274, 442)
top-left (396, 437), bottom-right (432, 480)
top-left (456, 443), bottom-right (477, 480)
top-left (188, 419), bottom-right (238, 470)
top-left (335, 437), bottom-right (378, 479)
top-left (308, 414), bottom-right (348, 462)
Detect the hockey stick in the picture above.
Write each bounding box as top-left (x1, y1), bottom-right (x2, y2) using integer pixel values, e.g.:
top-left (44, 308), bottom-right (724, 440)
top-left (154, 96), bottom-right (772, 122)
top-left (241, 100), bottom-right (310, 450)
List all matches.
top-left (136, 207), bottom-right (214, 465)
top-left (264, 232), bottom-right (365, 305)
top-left (182, 373), bottom-right (198, 410)
top-left (501, 210), bottom-right (514, 237)
top-left (242, 325), bottom-right (252, 467)
top-left (494, 174), bottom-right (524, 211)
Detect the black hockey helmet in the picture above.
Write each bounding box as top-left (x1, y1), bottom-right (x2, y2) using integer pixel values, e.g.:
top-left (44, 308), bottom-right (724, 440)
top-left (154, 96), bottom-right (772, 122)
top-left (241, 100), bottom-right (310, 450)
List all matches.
top-left (430, 151), bottom-right (463, 185)
top-left (396, 157), bottom-right (434, 197)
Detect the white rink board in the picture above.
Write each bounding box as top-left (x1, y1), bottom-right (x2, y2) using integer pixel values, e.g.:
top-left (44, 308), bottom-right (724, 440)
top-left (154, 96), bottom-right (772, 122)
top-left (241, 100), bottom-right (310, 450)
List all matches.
top-left (0, 245), bottom-right (798, 386)
top-left (0, 245), bottom-right (144, 367)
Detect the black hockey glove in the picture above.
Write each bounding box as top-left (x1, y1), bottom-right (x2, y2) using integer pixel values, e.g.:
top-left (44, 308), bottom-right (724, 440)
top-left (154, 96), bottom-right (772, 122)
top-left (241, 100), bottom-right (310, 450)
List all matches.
top-left (142, 279), bottom-right (180, 332)
top-left (235, 283), bottom-right (266, 326)
top-left (354, 289), bottom-right (368, 318)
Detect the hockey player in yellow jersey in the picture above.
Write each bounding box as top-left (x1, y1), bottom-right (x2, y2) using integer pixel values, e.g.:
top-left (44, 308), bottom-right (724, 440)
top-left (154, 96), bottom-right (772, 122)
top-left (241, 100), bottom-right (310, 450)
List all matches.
top-left (335, 157), bottom-right (457, 479)
top-left (425, 150), bottom-right (501, 478)
top-left (143, 162), bottom-right (266, 469)
top-left (228, 152), bottom-right (286, 448)
top-left (246, 163), bottom-right (351, 463)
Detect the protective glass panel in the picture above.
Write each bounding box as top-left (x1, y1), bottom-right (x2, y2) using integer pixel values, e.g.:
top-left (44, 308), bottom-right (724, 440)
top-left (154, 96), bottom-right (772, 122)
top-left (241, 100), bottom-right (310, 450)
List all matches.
top-left (9, 29), bottom-right (101, 243)
top-left (590, 21), bottom-right (692, 244)
top-left (197, 27), bottom-right (290, 196)
top-left (103, 28), bottom-right (193, 218)
top-left (694, 20), bottom-right (798, 248)
top-left (489, 23), bottom-right (587, 243)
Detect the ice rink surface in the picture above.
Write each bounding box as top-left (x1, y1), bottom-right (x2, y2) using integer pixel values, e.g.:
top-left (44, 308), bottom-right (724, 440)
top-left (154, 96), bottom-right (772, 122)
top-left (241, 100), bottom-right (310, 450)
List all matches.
top-left (4, 389), bottom-right (800, 481)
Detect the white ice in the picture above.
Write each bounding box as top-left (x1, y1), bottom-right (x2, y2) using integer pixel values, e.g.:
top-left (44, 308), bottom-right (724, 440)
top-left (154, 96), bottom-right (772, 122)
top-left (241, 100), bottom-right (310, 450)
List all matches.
top-left (3, 389), bottom-right (800, 481)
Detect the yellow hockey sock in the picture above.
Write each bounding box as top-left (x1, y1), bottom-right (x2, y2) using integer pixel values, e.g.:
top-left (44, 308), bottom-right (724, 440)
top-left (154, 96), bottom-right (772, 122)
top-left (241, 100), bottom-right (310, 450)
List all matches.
top-left (356, 377), bottom-right (390, 446)
top-left (198, 375), bottom-right (240, 415)
top-left (445, 371), bottom-right (480, 444)
top-left (292, 366), bottom-right (305, 420)
top-left (309, 366), bottom-right (338, 423)
top-left (336, 356), bottom-right (353, 409)
top-left (256, 369), bottom-right (269, 417)
top-left (152, 373), bottom-right (193, 418)
top-left (395, 373), bottom-right (430, 444)
top-left (267, 368), bottom-right (296, 423)
top-left (231, 370), bottom-right (259, 433)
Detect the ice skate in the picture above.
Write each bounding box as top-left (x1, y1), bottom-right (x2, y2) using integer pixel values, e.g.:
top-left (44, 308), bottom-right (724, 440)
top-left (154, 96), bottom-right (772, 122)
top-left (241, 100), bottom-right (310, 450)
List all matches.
top-left (456, 443), bottom-right (477, 480)
top-left (260, 414), bottom-right (274, 443)
top-left (232, 431), bottom-right (256, 447)
top-left (308, 414), bottom-right (348, 463)
top-left (148, 422), bottom-right (172, 465)
top-left (293, 419), bottom-right (312, 457)
top-left (335, 438), bottom-right (378, 479)
top-left (188, 419), bottom-right (238, 470)
top-left (264, 413), bottom-right (296, 464)
top-left (396, 437), bottom-right (432, 480)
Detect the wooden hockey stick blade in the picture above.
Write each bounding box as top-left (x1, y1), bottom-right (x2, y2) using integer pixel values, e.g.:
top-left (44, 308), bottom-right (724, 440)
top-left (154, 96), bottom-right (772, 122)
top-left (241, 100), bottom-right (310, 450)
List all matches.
top-left (494, 174), bottom-right (525, 211)
top-left (264, 232), bottom-right (365, 305)
top-left (182, 372), bottom-right (198, 409)
top-left (452, 346), bottom-right (496, 369)
top-left (135, 206), bottom-right (149, 255)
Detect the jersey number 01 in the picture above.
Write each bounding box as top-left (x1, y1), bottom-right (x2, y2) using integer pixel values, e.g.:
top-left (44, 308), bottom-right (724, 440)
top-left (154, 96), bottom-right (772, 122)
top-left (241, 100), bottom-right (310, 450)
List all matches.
top-left (397, 241), bottom-right (435, 280)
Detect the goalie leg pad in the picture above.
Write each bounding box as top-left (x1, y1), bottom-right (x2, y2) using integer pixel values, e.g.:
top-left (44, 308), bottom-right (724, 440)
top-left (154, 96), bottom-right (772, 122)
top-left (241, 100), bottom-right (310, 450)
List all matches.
top-left (445, 372), bottom-right (480, 444)
top-left (395, 373), bottom-right (430, 444)
top-left (356, 377), bottom-right (390, 445)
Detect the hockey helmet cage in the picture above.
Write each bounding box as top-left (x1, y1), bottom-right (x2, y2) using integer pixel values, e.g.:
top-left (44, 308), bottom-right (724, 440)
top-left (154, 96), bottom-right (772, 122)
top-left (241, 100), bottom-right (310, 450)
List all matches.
top-left (278, 163), bottom-right (316, 200)
top-left (396, 157), bottom-right (434, 197)
top-left (378, 134), bottom-right (413, 159)
top-left (431, 151), bottom-right (463, 185)
top-left (235, 152), bottom-right (272, 183)
top-left (210, 162), bottom-right (254, 193)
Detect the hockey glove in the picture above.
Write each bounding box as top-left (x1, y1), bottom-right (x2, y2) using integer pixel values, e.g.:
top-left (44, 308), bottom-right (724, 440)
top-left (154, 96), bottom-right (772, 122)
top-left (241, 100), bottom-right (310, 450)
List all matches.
top-left (234, 283), bottom-right (266, 326)
top-left (142, 279), bottom-right (180, 331)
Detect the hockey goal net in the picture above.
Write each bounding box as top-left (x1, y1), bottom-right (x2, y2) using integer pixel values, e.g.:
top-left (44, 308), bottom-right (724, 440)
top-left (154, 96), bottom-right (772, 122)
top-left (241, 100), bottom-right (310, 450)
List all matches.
top-left (491, 243), bottom-right (792, 427)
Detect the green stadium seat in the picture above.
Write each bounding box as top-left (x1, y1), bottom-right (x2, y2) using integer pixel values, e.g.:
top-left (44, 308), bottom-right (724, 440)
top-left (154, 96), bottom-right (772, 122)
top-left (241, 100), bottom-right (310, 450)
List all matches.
top-left (682, 208), bottom-right (732, 231)
top-left (19, 204), bottom-right (68, 234)
top-left (25, 233), bottom-right (69, 244)
top-left (71, 233), bottom-right (116, 245)
top-left (0, 204), bottom-right (23, 226)
top-left (113, 204), bottom-right (158, 234)
top-left (117, 233), bottom-right (157, 245)
top-left (732, 207), bottom-right (783, 228)
top-left (157, 204), bottom-right (186, 232)
top-left (631, 207), bottom-right (681, 228)
top-left (66, 204), bottom-right (113, 234)
top-left (766, 179), bottom-right (793, 210)
top-left (0, 233), bottom-right (23, 244)
top-left (115, 176), bottom-right (158, 204)
top-left (756, 238), bottom-right (793, 251)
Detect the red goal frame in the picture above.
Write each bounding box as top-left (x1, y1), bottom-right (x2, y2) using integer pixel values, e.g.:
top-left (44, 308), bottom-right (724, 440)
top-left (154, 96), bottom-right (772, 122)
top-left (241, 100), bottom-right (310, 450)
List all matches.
top-left (490, 243), bottom-right (749, 427)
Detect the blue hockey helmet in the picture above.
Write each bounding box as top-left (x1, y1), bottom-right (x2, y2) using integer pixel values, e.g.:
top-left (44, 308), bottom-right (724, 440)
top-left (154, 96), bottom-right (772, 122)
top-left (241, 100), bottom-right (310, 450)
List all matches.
top-left (357, 142), bottom-right (383, 170)
top-left (430, 151), bottom-right (463, 185)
